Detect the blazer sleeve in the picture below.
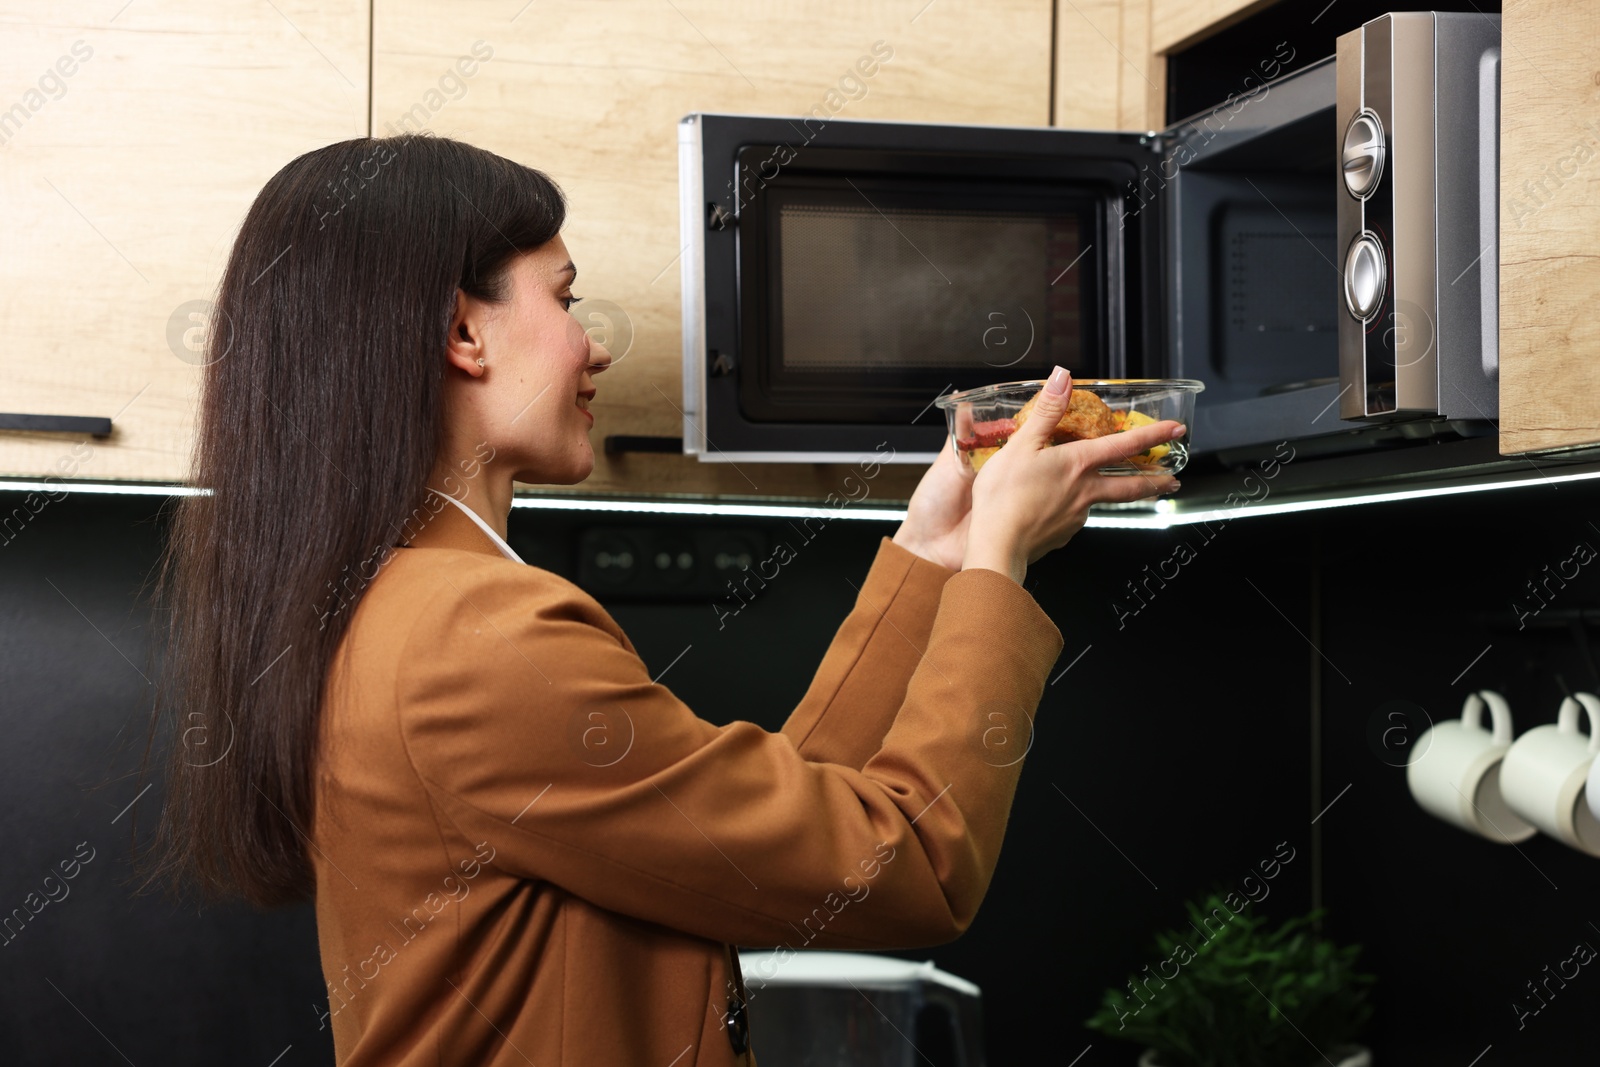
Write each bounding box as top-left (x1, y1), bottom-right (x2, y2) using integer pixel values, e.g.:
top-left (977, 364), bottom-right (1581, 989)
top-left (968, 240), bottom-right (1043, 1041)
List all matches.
top-left (778, 535), bottom-right (959, 770)
top-left (394, 552), bottom-right (1064, 950)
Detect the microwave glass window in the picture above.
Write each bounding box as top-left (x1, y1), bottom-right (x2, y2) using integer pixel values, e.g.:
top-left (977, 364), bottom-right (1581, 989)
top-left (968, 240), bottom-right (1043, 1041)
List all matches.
top-left (771, 202), bottom-right (1095, 376)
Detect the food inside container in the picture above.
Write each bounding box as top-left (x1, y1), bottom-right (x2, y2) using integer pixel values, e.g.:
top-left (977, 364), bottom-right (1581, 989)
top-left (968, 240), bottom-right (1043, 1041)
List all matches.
top-left (933, 379), bottom-right (1205, 476)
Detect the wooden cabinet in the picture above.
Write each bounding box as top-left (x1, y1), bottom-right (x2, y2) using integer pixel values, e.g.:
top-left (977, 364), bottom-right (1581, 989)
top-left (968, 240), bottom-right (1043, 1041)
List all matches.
top-left (1499, 0), bottom-right (1600, 456)
top-left (0, 1), bottom-right (369, 482)
top-left (373, 0), bottom-right (1053, 502)
top-left (0, 1), bottom-right (1052, 501)
top-left (3, 0), bottom-right (1590, 490)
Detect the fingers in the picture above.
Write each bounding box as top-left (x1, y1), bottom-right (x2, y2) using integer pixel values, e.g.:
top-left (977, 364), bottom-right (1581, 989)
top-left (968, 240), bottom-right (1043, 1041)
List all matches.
top-left (1073, 419), bottom-right (1185, 467)
top-left (1014, 372), bottom-right (1072, 445)
top-left (937, 434), bottom-right (975, 480)
top-left (1089, 470), bottom-right (1181, 505)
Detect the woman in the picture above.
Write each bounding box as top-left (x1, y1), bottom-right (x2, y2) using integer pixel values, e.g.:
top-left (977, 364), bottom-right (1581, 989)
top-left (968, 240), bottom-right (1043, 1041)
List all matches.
top-left (142, 134), bottom-right (1182, 1065)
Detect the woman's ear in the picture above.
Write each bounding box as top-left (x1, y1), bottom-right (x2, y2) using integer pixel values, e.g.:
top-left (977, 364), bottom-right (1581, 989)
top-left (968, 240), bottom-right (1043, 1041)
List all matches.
top-left (445, 288), bottom-right (487, 377)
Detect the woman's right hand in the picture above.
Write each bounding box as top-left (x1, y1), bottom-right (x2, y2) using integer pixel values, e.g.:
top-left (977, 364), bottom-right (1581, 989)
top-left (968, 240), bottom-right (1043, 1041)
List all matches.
top-left (962, 366), bottom-right (1184, 585)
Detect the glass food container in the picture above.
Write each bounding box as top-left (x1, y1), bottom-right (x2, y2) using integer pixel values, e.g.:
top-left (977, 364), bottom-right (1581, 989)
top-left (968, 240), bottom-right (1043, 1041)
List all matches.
top-left (934, 378), bottom-right (1205, 476)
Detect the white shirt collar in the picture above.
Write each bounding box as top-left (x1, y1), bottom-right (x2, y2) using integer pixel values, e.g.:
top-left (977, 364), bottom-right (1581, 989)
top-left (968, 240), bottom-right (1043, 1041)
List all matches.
top-left (431, 490), bottom-right (524, 563)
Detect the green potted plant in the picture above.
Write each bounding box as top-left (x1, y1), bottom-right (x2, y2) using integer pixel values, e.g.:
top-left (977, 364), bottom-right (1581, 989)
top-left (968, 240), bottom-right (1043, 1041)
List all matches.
top-left (1086, 889), bottom-right (1376, 1067)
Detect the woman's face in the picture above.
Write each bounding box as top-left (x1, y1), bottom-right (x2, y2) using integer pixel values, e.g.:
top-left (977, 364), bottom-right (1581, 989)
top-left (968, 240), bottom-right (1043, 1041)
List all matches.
top-left (452, 234), bottom-right (611, 485)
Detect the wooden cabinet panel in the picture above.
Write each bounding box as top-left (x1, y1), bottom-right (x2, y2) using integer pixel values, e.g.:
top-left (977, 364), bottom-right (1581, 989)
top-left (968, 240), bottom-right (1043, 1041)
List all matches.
top-left (1150, 0), bottom-right (1277, 55)
top-left (1499, 0), bottom-right (1600, 455)
top-left (1054, 0), bottom-right (1163, 131)
top-left (0, 2), bottom-right (369, 482)
top-left (1120, 0), bottom-right (1164, 131)
top-left (1054, 0), bottom-right (1126, 129)
top-left (375, 0), bottom-right (1052, 502)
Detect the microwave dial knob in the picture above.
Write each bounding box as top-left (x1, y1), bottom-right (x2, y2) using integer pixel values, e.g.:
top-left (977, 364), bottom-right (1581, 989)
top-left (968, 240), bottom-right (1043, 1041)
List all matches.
top-left (1342, 109), bottom-right (1386, 199)
top-left (1344, 233), bottom-right (1386, 321)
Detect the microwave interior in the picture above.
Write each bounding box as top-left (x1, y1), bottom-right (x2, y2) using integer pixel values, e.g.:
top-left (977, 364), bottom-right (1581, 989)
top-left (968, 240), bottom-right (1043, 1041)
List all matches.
top-left (1164, 57), bottom-right (1341, 409)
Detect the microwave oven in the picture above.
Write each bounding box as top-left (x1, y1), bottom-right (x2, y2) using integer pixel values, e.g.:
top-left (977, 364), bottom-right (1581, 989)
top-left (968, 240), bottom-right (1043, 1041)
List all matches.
top-left (677, 12), bottom-right (1501, 468)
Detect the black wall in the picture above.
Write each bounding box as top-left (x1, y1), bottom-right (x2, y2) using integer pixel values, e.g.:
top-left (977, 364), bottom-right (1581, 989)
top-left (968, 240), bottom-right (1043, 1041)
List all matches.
top-left (2, 480), bottom-right (1597, 1064)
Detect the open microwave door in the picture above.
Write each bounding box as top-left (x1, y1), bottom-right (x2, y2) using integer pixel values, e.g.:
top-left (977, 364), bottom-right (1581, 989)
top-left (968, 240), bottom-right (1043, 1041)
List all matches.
top-left (679, 113), bottom-right (1164, 462)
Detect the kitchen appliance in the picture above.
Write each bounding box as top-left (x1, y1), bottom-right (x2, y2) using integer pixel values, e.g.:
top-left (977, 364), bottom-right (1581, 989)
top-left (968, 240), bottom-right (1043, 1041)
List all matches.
top-left (738, 950), bottom-right (985, 1067)
top-left (677, 11), bottom-right (1501, 468)
top-left (1337, 12), bottom-right (1501, 423)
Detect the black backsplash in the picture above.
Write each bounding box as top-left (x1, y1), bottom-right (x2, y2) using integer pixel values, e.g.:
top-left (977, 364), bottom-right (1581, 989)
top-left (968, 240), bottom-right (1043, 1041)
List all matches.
top-left (2, 479), bottom-right (1597, 1064)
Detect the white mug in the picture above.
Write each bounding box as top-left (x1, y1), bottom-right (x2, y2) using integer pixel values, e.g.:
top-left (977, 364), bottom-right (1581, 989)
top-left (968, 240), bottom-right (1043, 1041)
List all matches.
top-left (1589, 735), bottom-right (1600, 826)
top-left (1500, 692), bottom-right (1600, 856)
top-left (1406, 690), bottom-right (1535, 844)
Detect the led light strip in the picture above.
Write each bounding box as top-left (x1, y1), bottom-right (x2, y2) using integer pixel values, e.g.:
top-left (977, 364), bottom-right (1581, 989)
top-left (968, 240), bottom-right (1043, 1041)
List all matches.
top-left (0, 479), bottom-right (208, 497)
top-left (4, 461), bottom-right (1598, 528)
top-left (507, 495), bottom-right (908, 522)
top-left (0, 479), bottom-right (910, 521)
top-left (1122, 462), bottom-right (1600, 530)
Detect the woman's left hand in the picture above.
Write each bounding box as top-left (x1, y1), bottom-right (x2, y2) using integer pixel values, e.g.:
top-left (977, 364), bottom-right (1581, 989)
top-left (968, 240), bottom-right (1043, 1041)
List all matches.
top-left (891, 434), bottom-right (974, 572)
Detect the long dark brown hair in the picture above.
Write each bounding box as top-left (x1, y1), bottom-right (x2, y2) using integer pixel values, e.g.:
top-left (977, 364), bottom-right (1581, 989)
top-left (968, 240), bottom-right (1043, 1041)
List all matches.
top-left (137, 133), bottom-right (565, 908)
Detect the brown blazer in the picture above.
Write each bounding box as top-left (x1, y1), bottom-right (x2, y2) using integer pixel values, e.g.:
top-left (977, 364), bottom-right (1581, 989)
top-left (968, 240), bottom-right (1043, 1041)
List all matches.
top-left (311, 495), bottom-right (1064, 1065)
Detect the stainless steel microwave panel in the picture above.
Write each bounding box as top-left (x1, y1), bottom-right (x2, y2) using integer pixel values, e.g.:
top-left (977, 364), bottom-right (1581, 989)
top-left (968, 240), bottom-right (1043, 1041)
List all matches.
top-left (1437, 14), bottom-right (1501, 419)
top-left (1337, 12), bottom-right (1501, 423)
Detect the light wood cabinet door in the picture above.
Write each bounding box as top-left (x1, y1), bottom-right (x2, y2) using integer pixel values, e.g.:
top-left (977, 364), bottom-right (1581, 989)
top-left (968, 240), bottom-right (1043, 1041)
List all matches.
top-left (1150, 0), bottom-right (1275, 55)
top-left (1053, 0), bottom-right (1160, 131)
top-left (1055, 0), bottom-right (1270, 133)
top-left (374, 0), bottom-right (1053, 502)
top-left (0, 1), bottom-right (369, 483)
top-left (1499, 0), bottom-right (1600, 455)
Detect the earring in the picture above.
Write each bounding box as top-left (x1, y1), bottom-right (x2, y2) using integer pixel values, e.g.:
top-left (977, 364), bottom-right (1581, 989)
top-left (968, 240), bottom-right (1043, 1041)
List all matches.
top-left (475, 358), bottom-right (485, 368)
